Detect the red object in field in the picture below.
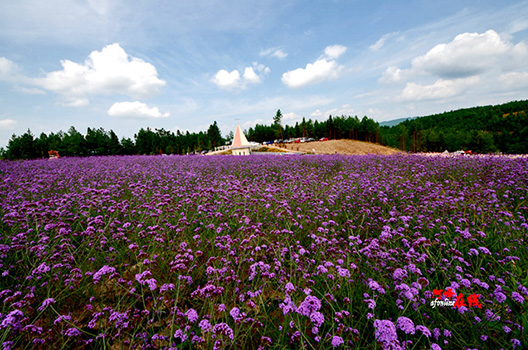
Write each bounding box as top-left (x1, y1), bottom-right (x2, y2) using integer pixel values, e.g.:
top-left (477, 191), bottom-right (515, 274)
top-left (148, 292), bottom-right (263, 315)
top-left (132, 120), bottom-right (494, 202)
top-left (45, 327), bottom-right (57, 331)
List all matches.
top-left (48, 150), bottom-right (59, 159)
top-left (320, 137), bottom-right (328, 141)
top-left (294, 139), bottom-right (300, 143)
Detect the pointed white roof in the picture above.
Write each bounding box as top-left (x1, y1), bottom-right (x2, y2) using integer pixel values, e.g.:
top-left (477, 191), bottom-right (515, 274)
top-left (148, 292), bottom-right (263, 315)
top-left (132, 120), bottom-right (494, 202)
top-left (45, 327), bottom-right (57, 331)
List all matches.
top-left (232, 124), bottom-right (250, 148)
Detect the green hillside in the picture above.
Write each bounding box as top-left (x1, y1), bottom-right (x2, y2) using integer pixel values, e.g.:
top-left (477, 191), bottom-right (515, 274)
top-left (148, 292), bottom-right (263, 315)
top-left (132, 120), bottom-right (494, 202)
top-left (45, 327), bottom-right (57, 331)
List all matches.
top-left (380, 100), bottom-right (528, 154)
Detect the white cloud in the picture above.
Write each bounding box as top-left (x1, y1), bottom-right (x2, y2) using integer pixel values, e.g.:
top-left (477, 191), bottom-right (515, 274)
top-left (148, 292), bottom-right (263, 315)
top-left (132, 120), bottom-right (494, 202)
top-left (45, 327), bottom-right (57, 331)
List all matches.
top-left (282, 112), bottom-right (302, 124)
top-left (211, 69), bottom-right (241, 90)
top-left (324, 45), bottom-right (347, 59)
top-left (107, 101), bottom-right (170, 119)
top-left (404, 30), bottom-right (528, 80)
top-left (0, 57), bottom-right (17, 81)
top-left (211, 62), bottom-right (269, 90)
top-left (399, 76), bottom-right (480, 101)
top-left (14, 86), bottom-right (46, 95)
top-left (62, 98), bottom-right (90, 107)
top-left (370, 32), bottom-right (401, 51)
top-left (0, 119), bottom-right (16, 129)
top-left (309, 104), bottom-right (355, 119)
top-left (379, 66), bottom-right (414, 84)
top-left (260, 48), bottom-right (288, 59)
top-left (36, 43), bottom-right (166, 105)
top-left (381, 30), bottom-right (528, 102)
top-left (498, 71), bottom-right (528, 89)
top-left (311, 109), bottom-right (323, 118)
top-left (282, 45), bottom-right (347, 89)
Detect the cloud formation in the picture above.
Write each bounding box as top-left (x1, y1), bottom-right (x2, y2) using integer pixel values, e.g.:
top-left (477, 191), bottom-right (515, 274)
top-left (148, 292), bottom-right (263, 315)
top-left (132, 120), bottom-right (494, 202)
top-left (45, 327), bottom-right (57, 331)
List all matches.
top-left (412, 30), bottom-right (525, 78)
top-left (380, 30), bottom-right (528, 102)
top-left (260, 48), bottom-right (288, 59)
top-left (382, 30), bottom-right (528, 83)
top-left (0, 119), bottom-right (16, 129)
top-left (282, 45), bottom-right (347, 88)
top-left (107, 101), bottom-right (170, 119)
top-left (369, 32), bottom-right (401, 51)
top-left (399, 77), bottom-right (480, 101)
top-left (211, 63), bottom-right (270, 90)
top-left (0, 57), bottom-right (18, 81)
top-left (36, 43), bottom-right (166, 106)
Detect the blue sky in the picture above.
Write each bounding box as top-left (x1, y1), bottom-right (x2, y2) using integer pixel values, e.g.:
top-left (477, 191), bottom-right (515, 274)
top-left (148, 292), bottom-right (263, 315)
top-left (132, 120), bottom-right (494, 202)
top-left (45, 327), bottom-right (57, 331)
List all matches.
top-left (1, 0), bottom-right (528, 146)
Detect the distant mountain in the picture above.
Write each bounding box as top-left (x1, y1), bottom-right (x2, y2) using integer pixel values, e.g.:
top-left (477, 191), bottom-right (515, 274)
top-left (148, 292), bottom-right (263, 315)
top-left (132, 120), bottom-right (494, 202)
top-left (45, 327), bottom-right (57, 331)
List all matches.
top-left (379, 116), bottom-right (418, 127)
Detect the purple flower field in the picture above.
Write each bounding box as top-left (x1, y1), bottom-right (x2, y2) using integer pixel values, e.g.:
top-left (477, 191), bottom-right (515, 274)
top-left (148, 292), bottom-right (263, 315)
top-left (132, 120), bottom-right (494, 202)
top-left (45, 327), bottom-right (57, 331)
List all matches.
top-left (0, 154), bottom-right (526, 349)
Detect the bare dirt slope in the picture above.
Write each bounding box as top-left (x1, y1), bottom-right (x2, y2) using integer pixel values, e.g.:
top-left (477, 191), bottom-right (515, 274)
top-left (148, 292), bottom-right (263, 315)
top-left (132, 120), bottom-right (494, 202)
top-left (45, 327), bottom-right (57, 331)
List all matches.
top-left (277, 139), bottom-right (400, 155)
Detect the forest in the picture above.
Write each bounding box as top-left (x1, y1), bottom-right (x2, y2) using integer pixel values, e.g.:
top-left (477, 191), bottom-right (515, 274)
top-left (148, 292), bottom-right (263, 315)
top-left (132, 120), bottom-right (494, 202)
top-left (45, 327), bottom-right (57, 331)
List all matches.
top-left (1, 99), bottom-right (527, 160)
top-left (380, 99), bottom-right (528, 154)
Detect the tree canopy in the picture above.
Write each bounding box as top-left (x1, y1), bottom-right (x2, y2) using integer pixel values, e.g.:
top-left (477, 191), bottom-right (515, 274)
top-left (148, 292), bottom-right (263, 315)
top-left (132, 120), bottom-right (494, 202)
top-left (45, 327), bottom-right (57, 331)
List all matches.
top-left (2, 99), bottom-right (527, 160)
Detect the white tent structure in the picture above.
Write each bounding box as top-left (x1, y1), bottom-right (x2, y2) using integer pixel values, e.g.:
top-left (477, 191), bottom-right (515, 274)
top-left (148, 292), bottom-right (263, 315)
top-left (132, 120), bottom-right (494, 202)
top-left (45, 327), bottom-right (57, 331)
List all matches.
top-left (231, 124), bottom-right (251, 155)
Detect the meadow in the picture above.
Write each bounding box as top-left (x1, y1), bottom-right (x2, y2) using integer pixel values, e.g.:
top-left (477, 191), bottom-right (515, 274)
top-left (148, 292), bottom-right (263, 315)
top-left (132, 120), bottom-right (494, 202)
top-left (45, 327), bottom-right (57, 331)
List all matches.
top-left (0, 154), bottom-right (526, 349)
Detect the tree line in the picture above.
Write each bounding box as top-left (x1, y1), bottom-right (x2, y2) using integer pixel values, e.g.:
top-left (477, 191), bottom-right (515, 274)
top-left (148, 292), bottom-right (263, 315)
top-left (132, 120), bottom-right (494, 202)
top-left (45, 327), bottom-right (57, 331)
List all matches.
top-left (380, 99), bottom-right (528, 154)
top-left (2, 122), bottom-right (223, 160)
top-left (247, 111), bottom-right (380, 143)
top-left (2, 99), bottom-right (527, 160)
top-left (1, 113), bottom-right (381, 160)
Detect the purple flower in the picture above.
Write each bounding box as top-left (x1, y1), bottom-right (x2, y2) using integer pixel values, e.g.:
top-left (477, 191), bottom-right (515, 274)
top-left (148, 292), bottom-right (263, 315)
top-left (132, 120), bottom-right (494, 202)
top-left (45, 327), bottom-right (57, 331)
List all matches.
top-left (174, 329), bottom-right (188, 343)
top-left (32, 263), bottom-right (50, 275)
top-left (331, 335), bottom-right (344, 347)
top-left (396, 316), bottom-right (415, 334)
top-left (285, 282), bottom-right (295, 294)
top-left (159, 283), bottom-right (175, 293)
top-left (511, 339), bottom-right (521, 348)
top-left (0, 310), bottom-right (24, 329)
top-left (431, 343), bottom-right (442, 350)
top-left (229, 307), bottom-right (241, 321)
top-left (459, 279), bottom-right (471, 288)
top-left (337, 267), bottom-right (350, 278)
top-left (297, 295), bottom-right (321, 316)
top-left (93, 265), bottom-right (116, 283)
top-left (512, 291), bottom-right (524, 304)
top-left (310, 311), bottom-right (324, 327)
top-left (368, 280), bottom-right (380, 291)
top-left (64, 328), bottom-right (82, 337)
top-left (38, 298), bottom-right (56, 311)
top-left (374, 319), bottom-right (397, 343)
top-left (416, 325), bottom-right (431, 337)
top-left (478, 247), bottom-right (491, 255)
top-left (494, 287), bottom-right (507, 303)
top-left (185, 309), bottom-right (198, 323)
top-left (503, 326), bottom-right (511, 333)
top-left (364, 298), bottom-right (376, 309)
top-left (432, 328), bottom-right (440, 340)
top-left (144, 278), bottom-right (157, 291)
top-left (212, 323), bottom-right (234, 340)
top-left (199, 319), bottom-right (211, 332)
top-left (393, 268), bottom-right (408, 280)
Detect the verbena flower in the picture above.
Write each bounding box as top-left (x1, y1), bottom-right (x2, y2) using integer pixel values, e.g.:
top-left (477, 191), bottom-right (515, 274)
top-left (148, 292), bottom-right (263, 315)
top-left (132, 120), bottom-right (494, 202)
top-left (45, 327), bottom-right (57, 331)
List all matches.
top-left (331, 335), bottom-right (344, 347)
top-left (374, 319), bottom-right (397, 343)
top-left (396, 317), bottom-right (415, 334)
top-left (512, 291), bottom-right (524, 304)
top-left (416, 325), bottom-right (431, 337)
top-left (199, 319), bottom-right (211, 333)
top-left (185, 309), bottom-right (198, 323)
top-left (37, 298), bottom-right (56, 311)
top-left (310, 311), bottom-right (324, 327)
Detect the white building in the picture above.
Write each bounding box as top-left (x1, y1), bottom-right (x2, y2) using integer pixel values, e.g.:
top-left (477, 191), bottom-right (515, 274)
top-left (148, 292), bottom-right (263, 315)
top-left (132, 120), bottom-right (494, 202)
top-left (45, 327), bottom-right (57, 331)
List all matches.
top-left (231, 124), bottom-right (251, 155)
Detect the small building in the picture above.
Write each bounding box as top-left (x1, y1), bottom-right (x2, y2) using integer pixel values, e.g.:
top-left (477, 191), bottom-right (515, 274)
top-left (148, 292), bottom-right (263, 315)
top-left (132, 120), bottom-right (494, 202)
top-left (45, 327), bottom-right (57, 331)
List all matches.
top-left (231, 124), bottom-right (251, 155)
